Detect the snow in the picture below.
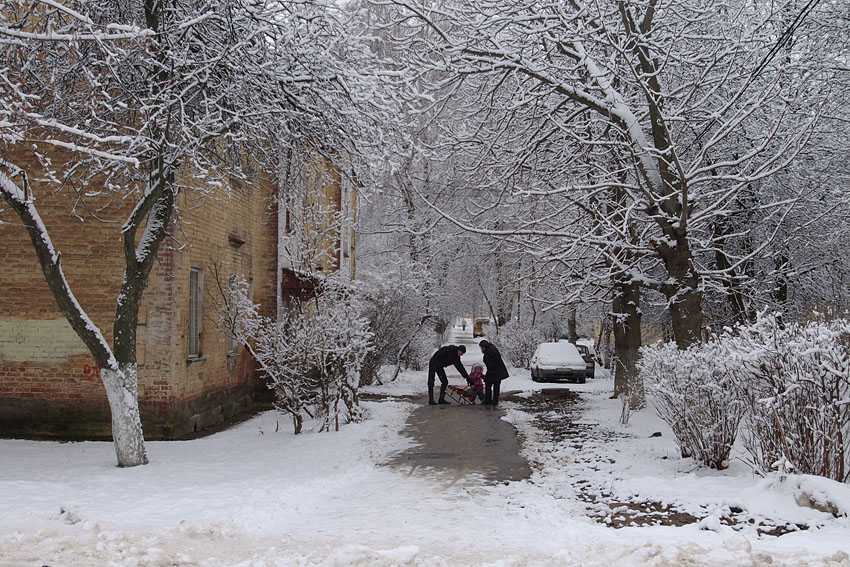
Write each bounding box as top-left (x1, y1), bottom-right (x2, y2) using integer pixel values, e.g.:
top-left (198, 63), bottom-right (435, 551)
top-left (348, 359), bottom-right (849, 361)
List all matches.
top-left (2, 341), bottom-right (849, 566)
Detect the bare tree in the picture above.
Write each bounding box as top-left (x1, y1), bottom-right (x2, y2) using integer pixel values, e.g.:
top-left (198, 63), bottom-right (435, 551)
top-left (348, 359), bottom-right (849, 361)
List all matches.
top-left (374, 0), bottom-right (838, 350)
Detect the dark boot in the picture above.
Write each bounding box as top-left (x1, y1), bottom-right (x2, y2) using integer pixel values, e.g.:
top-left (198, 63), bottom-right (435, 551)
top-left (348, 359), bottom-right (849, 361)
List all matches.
top-left (438, 385), bottom-right (451, 404)
top-left (428, 388), bottom-right (437, 405)
top-left (490, 380), bottom-right (501, 405)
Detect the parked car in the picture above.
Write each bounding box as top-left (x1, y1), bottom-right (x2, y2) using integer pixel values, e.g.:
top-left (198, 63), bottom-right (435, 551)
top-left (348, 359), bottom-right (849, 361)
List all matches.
top-left (472, 317), bottom-right (490, 338)
top-left (530, 342), bottom-right (586, 383)
top-left (573, 343), bottom-right (596, 379)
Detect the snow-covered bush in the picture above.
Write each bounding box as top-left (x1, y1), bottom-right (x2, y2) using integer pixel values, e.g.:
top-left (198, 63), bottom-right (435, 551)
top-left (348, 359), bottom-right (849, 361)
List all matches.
top-left (498, 319), bottom-right (542, 368)
top-left (641, 313), bottom-right (850, 481)
top-left (359, 280), bottom-right (430, 383)
top-left (731, 314), bottom-right (850, 483)
top-left (225, 278), bottom-right (373, 434)
top-left (404, 328), bottom-right (436, 371)
top-left (640, 341), bottom-right (746, 470)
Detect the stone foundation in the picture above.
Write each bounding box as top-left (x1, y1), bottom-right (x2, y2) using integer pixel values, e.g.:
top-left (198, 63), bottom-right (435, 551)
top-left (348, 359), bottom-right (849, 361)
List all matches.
top-left (0, 381), bottom-right (260, 441)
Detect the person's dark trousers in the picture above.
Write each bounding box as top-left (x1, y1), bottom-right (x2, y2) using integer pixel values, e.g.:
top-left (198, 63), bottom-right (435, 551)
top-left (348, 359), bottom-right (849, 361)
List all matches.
top-left (427, 364), bottom-right (449, 404)
top-left (483, 378), bottom-right (501, 405)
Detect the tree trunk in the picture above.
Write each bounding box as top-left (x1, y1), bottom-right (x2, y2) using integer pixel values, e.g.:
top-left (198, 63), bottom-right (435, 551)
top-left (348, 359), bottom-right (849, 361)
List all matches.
top-left (495, 255), bottom-right (513, 328)
top-left (773, 254), bottom-right (789, 307)
top-left (611, 279), bottom-right (643, 410)
top-left (712, 215), bottom-right (754, 325)
top-left (599, 313), bottom-right (613, 370)
top-left (567, 307), bottom-right (577, 343)
top-left (0, 162), bottom-right (173, 467)
top-left (656, 236), bottom-right (704, 349)
top-left (435, 318), bottom-right (448, 347)
top-left (477, 275), bottom-right (499, 331)
top-left (101, 366), bottom-right (148, 466)
top-left (2, 170), bottom-right (150, 465)
top-left (619, 2), bottom-right (705, 350)
top-left (668, 285), bottom-right (704, 349)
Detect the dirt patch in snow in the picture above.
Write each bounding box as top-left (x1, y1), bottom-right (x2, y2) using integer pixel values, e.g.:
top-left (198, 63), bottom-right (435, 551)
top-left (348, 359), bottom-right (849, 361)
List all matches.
top-left (504, 388), bottom-right (809, 536)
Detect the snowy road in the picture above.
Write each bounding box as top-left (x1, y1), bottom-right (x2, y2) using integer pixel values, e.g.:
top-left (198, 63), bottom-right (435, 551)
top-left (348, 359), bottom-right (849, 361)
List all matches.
top-left (1, 330), bottom-right (849, 566)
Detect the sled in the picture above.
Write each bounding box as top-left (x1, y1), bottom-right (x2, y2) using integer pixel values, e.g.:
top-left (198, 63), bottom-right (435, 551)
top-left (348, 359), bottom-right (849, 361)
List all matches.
top-left (445, 384), bottom-right (481, 405)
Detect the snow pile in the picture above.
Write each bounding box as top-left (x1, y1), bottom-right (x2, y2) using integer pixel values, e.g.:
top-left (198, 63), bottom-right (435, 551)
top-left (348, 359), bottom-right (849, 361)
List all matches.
top-left (789, 475), bottom-right (850, 517)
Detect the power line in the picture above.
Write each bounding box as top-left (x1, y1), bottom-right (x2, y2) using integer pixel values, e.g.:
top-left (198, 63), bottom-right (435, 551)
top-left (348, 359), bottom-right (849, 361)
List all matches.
top-left (691, 0), bottom-right (824, 148)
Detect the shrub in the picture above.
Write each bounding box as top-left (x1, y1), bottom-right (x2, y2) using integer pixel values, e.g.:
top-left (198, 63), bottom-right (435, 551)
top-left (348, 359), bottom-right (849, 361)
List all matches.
top-left (498, 319), bottom-right (542, 368)
top-left (225, 278), bottom-right (373, 434)
top-left (358, 278), bottom-right (434, 383)
top-left (731, 314), bottom-right (850, 482)
top-left (640, 340), bottom-right (746, 470)
top-left (359, 283), bottom-right (414, 385)
top-left (641, 313), bottom-right (850, 482)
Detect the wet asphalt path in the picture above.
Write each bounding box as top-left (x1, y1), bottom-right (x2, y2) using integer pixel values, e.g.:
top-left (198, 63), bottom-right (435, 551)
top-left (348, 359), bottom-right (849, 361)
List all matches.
top-left (389, 397), bottom-right (531, 484)
top-left (388, 326), bottom-right (532, 484)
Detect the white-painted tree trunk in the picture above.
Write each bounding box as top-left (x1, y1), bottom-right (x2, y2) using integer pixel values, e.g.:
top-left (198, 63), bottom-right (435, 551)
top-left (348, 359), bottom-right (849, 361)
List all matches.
top-left (101, 365), bottom-right (148, 467)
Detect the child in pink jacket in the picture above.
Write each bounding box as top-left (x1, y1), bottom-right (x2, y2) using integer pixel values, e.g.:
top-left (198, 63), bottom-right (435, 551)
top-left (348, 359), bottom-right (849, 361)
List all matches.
top-left (465, 364), bottom-right (485, 403)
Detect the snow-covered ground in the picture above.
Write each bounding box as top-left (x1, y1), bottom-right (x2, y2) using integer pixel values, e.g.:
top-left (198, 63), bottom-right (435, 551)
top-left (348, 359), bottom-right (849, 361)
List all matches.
top-left (2, 329), bottom-right (849, 566)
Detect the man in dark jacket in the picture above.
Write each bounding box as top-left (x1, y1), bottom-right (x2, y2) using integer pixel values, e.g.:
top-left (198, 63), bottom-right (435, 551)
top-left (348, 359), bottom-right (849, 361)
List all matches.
top-left (428, 344), bottom-right (469, 405)
top-left (479, 340), bottom-right (509, 405)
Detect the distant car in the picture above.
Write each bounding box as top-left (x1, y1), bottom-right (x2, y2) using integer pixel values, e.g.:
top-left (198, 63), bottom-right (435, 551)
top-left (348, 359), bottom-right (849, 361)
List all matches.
top-left (574, 343), bottom-right (596, 379)
top-left (530, 342), bottom-right (586, 383)
top-left (472, 318), bottom-right (490, 338)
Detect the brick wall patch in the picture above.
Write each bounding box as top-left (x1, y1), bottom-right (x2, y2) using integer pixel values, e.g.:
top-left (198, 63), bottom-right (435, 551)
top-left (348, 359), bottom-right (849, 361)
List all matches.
top-left (0, 317), bottom-right (88, 363)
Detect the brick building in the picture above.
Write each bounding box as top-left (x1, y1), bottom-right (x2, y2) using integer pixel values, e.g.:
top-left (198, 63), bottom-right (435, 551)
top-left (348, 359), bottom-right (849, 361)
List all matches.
top-left (0, 147), bottom-right (356, 440)
top-left (278, 149), bottom-right (357, 309)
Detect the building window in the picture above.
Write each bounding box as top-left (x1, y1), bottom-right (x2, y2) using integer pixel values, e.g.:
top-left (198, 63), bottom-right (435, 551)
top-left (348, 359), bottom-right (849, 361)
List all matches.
top-left (281, 294), bottom-right (300, 316)
top-left (189, 267), bottom-right (203, 358)
top-left (662, 323), bottom-right (674, 344)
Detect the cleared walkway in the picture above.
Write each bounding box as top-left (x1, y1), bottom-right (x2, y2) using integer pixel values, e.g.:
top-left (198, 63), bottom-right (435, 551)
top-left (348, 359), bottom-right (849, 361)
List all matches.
top-left (389, 325), bottom-right (531, 484)
top-left (389, 398), bottom-right (531, 483)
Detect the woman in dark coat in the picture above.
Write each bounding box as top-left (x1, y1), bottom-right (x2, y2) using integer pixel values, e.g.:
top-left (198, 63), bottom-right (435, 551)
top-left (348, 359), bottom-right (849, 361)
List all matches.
top-left (479, 340), bottom-right (509, 405)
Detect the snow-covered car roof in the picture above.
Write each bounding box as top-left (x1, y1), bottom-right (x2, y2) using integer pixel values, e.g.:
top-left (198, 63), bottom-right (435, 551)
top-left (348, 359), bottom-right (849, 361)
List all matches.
top-left (533, 342), bottom-right (585, 367)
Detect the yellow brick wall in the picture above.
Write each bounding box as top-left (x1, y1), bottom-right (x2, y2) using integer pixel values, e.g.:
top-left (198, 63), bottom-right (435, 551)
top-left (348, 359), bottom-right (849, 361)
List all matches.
top-left (165, 171), bottom-right (278, 412)
top-left (282, 150), bottom-right (357, 278)
top-left (0, 145), bottom-right (277, 438)
top-left (0, 318), bottom-right (90, 363)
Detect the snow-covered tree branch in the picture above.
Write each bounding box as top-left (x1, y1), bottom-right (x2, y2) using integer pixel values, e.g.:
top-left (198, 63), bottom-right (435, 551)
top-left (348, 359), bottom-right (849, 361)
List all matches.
top-left (1, 0), bottom-right (400, 465)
